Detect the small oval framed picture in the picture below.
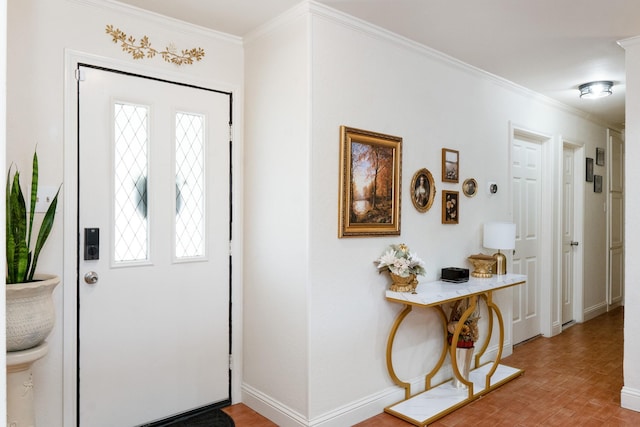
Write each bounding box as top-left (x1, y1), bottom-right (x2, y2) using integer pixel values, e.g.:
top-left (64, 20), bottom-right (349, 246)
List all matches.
top-left (462, 178), bottom-right (478, 198)
top-left (411, 168), bottom-right (436, 212)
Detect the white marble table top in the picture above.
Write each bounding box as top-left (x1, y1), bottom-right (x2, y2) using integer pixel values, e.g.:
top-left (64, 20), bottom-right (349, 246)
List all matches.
top-left (385, 273), bottom-right (526, 308)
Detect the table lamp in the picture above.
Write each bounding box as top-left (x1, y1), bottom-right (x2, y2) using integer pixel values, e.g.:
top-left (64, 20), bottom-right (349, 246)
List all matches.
top-left (483, 221), bottom-right (516, 275)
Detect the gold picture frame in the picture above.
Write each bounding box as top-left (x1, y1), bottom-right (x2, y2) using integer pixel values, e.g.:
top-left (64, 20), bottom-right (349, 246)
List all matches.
top-left (442, 190), bottom-right (459, 224)
top-left (462, 178), bottom-right (478, 197)
top-left (411, 168), bottom-right (436, 212)
top-left (338, 126), bottom-right (402, 237)
top-left (442, 148), bottom-right (459, 183)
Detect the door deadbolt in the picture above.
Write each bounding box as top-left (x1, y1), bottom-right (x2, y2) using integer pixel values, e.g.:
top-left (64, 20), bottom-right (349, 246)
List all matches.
top-left (84, 271), bottom-right (99, 284)
top-left (84, 228), bottom-right (100, 260)
top-left (570, 241), bottom-right (579, 246)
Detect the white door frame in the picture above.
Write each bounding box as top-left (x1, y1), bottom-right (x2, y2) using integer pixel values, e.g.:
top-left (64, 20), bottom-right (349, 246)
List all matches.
top-left (62, 50), bottom-right (243, 425)
top-left (508, 123), bottom-right (556, 339)
top-left (560, 139), bottom-right (585, 325)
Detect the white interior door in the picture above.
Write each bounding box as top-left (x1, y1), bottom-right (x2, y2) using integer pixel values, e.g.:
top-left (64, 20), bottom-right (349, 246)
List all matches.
top-left (77, 66), bottom-right (231, 426)
top-left (561, 146), bottom-right (575, 325)
top-left (608, 130), bottom-right (624, 307)
top-left (511, 136), bottom-right (542, 344)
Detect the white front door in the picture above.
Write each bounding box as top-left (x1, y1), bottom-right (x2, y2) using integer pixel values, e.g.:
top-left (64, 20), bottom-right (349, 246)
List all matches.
top-left (511, 136), bottom-right (542, 344)
top-left (561, 146), bottom-right (575, 325)
top-left (77, 66), bottom-right (231, 426)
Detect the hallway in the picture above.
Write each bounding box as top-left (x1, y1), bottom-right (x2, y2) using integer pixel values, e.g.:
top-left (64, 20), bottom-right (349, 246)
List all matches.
top-left (225, 307), bottom-right (640, 425)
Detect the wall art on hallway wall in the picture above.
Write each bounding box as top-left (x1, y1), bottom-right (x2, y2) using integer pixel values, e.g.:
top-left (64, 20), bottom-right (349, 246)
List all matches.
top-left (338, 126), bottom-right (402, 237)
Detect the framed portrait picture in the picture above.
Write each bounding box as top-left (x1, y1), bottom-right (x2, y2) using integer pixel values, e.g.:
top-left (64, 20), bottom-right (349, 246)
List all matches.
top-left (442, 148), bottom-right (459, 183)
top-left (411, 168), bottom-right (436, 212)
top-left (338, 126), bottom-right (402, 237)
top-left (594, 175), bottom-right (603, 193)
top-left (442, 190), bottom-right (459, 224)
top-left (586, 157), bottom-right (594, 182)
top-left (596, 147), bottom-right (605, 166)
top-left (462, 178), bottom-right (478, 197)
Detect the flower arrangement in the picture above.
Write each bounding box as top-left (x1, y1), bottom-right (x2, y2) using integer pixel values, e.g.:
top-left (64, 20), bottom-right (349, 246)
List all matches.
top-left (375, 244), bottom-right (426, 278)
top-left (447, 299), bottom-right (480, 348)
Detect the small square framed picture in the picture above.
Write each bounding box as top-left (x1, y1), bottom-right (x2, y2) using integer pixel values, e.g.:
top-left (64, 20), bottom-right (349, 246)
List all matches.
top-left (594, 175), bottom-right (603, 193)
top-left (586, 157), bottom-right (594, 182)
top-left (596, 147), bottom-right (605, 166)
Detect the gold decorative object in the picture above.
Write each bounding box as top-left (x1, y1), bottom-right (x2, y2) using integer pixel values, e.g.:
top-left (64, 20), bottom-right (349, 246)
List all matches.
top-left (467, 254), bottom-right (496, 278)
top-left (375, 244), bottom-right (425, 292)
top-left (105, 25), bottom-right (205, 66)
top-left (389, 273), bottom-right (418, 292)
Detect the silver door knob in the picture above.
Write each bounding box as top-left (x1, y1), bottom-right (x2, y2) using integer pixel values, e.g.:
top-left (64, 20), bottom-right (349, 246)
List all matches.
top-left (84, 271), bottom-right (99, 284)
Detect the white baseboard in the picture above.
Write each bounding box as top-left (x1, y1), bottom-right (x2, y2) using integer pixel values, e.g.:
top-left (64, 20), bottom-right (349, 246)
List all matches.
top-left (241, 381), bottom-right (407, 427)
top-left (241, 344), bottom-right (507, 426)
top-left (583, 303), bottom-right (607, 322)
top-left (241, 384), bottom-right (308, 426)
top-left (308, 386), bottom-right (406, 427)
top-left (621, 386), bottom-right (640, 412)
top-left (551, 321), bottom-right (562, 337)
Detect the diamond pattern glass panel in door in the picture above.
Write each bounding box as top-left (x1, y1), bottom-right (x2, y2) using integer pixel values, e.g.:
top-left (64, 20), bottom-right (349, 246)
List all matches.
top-left (175, 112), bottom-right (205, 258)
top-left (114, 103), bottom-right (149, 262)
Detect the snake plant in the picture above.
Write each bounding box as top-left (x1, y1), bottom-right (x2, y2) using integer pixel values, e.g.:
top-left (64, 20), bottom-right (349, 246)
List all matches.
top-left (6, 151), bottom-right (61, 284)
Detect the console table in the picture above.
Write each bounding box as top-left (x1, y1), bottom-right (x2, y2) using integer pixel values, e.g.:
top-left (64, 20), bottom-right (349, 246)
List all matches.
top-left (384, 274), bottom-right (526, 426)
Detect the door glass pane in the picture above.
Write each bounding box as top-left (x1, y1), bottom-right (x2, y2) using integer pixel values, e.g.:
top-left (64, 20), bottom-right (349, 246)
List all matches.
top-left (175, 112), bottom-right (205, 258)
top-left (114, 102), bottom-right (149, 262)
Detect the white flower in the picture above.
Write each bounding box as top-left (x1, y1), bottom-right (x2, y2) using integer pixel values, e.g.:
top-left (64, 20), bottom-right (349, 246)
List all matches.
top-left (375, 244), bottom-right (426, 277)
top-left (377, 249), bottom-right (399, 269)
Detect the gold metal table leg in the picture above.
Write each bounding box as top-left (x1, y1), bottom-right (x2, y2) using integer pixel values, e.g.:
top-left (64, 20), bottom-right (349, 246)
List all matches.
top-left (426, 305), bottom-right (449, 390)
top-left (448, 295), bottom-right (477, 397)
top-left (386, 304), bottom-right (450, 400)
top-left (386, 305), bottom-right (413, 399)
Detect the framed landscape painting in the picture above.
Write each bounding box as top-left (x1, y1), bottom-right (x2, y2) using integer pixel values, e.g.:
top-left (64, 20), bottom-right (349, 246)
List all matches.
top-left (338, 126), bottom-right (402, 237)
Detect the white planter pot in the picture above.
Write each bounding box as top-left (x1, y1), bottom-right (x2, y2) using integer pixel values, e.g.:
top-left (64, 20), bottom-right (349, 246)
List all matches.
top-left (6, 274), bottom-right (61, 352)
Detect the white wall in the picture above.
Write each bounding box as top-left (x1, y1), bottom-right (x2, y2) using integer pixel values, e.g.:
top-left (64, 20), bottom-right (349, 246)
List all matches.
top-left (242, 4), bottom-right (311, 423)
top-left (7, 1), bottom-right (244, 425)
top-left (619, 36), bottom-right (640, 412)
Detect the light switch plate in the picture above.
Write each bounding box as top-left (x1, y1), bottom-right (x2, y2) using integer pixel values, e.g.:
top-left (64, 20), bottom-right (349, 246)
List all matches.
top-left (35, 186), bottom-right (59, 213)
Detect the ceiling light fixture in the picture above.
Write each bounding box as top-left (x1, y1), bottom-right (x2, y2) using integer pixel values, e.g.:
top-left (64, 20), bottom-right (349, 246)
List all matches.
top-left (579, 81), bottom-right (613, 99)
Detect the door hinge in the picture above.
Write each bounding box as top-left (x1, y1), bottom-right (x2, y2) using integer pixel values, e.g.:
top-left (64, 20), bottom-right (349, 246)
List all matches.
top-left (75, 68), bottom-right (86, 82)
top-left (229, 354), bottom-right (233, 370)
top-left (228, 124), bottom-right (233, 141)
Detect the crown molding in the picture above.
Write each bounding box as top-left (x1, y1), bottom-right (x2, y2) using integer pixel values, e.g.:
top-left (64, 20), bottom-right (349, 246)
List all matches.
top-left (618, 35), bottom-right (640, 49)
top-left (243, 1), bottom-right (311, 45)
top-left (68, 0), bottom-right (242, 44)
top-left (247, 1), bottom-right (617, 129)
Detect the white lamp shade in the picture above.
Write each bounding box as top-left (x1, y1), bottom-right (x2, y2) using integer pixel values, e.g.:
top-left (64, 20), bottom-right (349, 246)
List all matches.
top-left (483, 221), bottom-right (516, 250)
